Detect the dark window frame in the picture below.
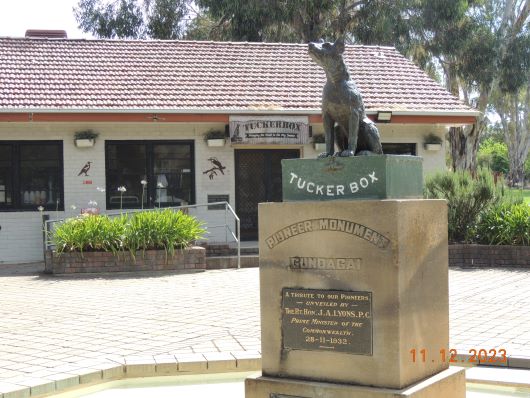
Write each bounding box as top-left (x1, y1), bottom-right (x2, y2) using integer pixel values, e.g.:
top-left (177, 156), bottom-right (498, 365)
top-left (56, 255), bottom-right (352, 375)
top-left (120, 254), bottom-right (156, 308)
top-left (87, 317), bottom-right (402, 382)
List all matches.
top-left (0, 141), bottom-right (64, 212)
top-left (208, 194), bottom-right (230, 210)
top-left (382, 143), bottom-right (417, 156)
top-left (105, 140), bottom-right (195, 210)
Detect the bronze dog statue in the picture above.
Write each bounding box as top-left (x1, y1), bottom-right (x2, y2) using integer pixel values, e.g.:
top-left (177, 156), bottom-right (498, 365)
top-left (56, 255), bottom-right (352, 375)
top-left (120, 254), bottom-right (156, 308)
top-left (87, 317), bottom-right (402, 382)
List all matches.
top-left (308, 38), bottom-right (383, 157)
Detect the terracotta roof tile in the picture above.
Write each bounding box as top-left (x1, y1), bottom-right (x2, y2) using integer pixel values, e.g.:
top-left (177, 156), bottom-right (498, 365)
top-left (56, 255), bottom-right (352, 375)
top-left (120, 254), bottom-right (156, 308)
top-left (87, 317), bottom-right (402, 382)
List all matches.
top-left (0, 38), bottom-right (473, 113)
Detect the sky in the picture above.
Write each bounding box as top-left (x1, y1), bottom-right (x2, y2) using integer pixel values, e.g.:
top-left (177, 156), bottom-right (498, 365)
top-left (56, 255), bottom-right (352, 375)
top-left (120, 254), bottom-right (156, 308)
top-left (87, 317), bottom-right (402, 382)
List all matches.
top-left (0, 0), bottom-right (92, 39)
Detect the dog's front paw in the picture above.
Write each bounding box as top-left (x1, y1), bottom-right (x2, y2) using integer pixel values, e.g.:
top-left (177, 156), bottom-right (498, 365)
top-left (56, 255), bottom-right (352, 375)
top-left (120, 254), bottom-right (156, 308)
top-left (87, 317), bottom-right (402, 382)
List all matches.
top-left (339, 149), bottom-right (355, 157)
top-left (356, 150), bottom-right (375, 156)
top-left (317, 152), bottom-right (332, 158)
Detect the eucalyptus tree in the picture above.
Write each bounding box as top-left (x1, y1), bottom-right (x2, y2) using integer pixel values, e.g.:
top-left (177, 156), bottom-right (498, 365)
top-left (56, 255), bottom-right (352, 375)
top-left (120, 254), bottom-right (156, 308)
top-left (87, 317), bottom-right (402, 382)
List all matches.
top-left (450, 0), bottom-right (529, 182)
top-left (74, 0), bottom-right (193, 39)
top-left (352, 0), bottom-right (529, 175)
top-left (491, 1), bottom-right (530, 186)
top-left (74, 0), bottom-right (417, 43)
top-left (187, 0), bottom-right (412, 43)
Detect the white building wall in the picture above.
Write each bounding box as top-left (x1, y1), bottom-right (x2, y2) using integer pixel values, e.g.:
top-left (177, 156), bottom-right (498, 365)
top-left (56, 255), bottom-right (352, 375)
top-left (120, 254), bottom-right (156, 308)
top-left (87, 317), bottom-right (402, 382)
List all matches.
top-left (378, 124), bottom-right (447, 176)
top-left (194, 124), bottom-right (235, 244)
top-left (0, 212), bottom-right (45, 264)
top-left (0, 120), bottom-right (446, 264)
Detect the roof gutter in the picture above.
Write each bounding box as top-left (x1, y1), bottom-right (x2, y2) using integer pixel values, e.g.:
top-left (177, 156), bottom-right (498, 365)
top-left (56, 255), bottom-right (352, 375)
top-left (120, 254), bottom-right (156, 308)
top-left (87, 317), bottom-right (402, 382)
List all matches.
top-left (368, 110), bottom-right (481, 118)
top-left (0, 108), bottom-right (481, 117)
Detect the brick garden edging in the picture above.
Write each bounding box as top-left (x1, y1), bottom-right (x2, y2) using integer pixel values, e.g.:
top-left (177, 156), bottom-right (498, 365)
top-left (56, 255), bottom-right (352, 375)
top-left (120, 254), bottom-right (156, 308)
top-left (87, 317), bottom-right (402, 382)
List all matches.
top-left (45, 246), bottom-right (206, 274)
top-left (449, 244), bottom-right (530, 268)
top-left (198, 243), bottom-right (236, 257)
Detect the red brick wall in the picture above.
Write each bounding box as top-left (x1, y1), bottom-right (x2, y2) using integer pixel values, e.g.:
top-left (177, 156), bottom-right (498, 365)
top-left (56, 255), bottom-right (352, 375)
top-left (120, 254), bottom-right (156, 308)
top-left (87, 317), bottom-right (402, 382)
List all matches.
top-left (45, 246), bottom-right (205, 274)
top-left (449, 244), bottom-right (530, 268)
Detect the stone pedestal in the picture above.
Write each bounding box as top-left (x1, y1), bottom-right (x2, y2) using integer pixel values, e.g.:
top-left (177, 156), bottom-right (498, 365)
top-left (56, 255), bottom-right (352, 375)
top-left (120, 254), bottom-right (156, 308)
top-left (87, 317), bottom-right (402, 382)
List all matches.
top-left (247, 367), bottom-right (466, 398)
top-left (246, 199), bottom-right (465, 397)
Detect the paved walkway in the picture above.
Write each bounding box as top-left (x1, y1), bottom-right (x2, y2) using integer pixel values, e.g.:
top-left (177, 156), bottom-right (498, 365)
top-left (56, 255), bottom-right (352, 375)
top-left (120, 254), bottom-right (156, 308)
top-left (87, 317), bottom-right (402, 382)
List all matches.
top-left (0, 265), bottom-right (529, 394)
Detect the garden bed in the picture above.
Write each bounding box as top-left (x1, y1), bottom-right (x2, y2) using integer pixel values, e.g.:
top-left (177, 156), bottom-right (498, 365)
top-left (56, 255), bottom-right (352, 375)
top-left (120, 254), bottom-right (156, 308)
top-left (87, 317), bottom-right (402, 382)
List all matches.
top-left (449, 244), bottom-right (530, 268)
top-left (45, 246), bottom-right (206, 274)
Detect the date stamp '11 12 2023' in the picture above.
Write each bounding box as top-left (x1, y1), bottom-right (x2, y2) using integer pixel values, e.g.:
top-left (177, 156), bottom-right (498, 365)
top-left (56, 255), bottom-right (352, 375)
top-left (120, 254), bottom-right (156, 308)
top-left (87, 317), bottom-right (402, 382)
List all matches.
top-left (410, 348), bottom-right (507, 364)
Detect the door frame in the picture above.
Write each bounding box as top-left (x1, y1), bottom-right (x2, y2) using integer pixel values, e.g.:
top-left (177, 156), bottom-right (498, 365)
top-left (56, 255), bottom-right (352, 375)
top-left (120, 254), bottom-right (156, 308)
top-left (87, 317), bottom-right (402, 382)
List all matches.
top-left (234, 147), bottom-right (301, 240)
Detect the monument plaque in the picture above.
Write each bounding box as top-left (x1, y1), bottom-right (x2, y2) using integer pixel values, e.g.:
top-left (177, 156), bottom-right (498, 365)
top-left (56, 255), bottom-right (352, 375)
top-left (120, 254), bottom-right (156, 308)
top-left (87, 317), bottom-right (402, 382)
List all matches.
top-left (282, 288), bottom-right (372, 355)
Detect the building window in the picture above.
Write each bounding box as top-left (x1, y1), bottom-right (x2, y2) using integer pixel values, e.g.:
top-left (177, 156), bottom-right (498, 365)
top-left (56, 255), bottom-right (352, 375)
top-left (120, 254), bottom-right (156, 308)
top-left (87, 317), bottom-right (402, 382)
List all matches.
top-left (0, 141), bottom-right (63, 211)
top-left (105, 141), bottom-right (194, 209)
top-left (208, 194), bottom-right (229, 210)
top-left (382, 143), bottom-right (417, 156)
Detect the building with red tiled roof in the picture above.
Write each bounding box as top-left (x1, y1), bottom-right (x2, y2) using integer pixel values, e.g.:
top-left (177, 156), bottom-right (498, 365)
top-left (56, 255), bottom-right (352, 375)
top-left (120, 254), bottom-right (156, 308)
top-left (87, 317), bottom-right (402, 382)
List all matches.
top-left (0, 37), bottom-right (477, 264)
top-left (0, 38), bottom-right (474, 115)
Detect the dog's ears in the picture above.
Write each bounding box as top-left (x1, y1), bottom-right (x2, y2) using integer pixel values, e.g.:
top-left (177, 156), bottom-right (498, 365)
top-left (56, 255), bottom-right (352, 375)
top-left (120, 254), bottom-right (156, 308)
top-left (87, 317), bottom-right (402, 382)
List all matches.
top-left (334, 37), bottom-right (345, 53)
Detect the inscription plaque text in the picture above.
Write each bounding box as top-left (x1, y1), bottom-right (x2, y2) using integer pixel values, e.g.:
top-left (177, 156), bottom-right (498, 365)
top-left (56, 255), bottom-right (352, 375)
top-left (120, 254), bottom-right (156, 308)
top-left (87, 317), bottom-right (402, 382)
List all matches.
top-left (282, 288), bottom-right (372, 355)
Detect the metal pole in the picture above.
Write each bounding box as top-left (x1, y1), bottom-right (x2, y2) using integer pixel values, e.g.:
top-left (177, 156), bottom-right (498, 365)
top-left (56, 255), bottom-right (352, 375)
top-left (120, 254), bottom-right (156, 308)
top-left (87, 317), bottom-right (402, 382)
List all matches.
top-left (237, 216), bottom-right (241, 269)
top-left (224, 203), bottom-right (228, 244)
top-left (42, 215), bottom-right (50, 273)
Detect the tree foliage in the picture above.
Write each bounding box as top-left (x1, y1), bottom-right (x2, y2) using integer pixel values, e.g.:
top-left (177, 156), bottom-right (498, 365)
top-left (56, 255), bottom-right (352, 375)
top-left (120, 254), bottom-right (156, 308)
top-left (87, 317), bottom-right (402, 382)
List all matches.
top-left (477, 138), bottom-right (510, 174)
top-left (492, 84), bottom-right (530, 185)
top-left (412, 1), bottom-right (528, 177)
top-left (75, 0), bottom-right (143, 38)
top-left (145, 0), bottom-right (189, 39)
top-left (75, 0), bottom-right (388, 42)
top-left (74, 0), bottom-right (191, 39)
top-left (189, 0), bottom-right (378, 42)
top-left (499, 32), bottom-right (530, 93)
top-left (193, 0), bottom-right (274, 41)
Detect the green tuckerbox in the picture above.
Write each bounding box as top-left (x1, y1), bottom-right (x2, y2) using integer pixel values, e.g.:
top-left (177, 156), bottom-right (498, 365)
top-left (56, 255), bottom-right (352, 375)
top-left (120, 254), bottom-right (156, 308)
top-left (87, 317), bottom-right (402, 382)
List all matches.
top-left (282, 155), bottom-right (423, 201)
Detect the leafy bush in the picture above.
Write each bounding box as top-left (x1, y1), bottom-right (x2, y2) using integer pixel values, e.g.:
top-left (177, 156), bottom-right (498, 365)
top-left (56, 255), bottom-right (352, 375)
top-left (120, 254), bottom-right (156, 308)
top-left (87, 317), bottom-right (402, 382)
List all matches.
top-left (424, 168), bottom-right (504, 243)
top-left (477, 137), bottom-right (530, 181)
top-left (52, 210), bottom-right (205, 259)
top-left (474, 203), bottom-right (530, 246)
top-left (51, 215), bottom-right (126, 255)
top-left (123, 210), bottom-right (206, 258)
top-left (477, 138), bottom-right (509, 174)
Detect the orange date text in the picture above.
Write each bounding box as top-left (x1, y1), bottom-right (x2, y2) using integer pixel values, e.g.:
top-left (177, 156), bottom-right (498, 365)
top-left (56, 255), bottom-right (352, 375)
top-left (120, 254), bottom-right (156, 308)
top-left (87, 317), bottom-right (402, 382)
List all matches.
top-left (409, 348), bottom-right (507, 364)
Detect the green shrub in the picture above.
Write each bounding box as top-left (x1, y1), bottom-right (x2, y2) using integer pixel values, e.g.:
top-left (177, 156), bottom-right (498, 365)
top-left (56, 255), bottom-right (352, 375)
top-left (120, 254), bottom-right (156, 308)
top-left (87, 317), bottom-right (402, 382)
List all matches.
top-left (51, 214), bottom-right (126, 255)
top-left (474, 203), bottom-right (530, 245)
top-left (424, 168), bottom-right (504, 243)
top-left (123, 209), bottom-right (206, 259)
top-left (52, 210), bottom-right (205, 259)
top-left (477, 138), bottom-right (509, 174)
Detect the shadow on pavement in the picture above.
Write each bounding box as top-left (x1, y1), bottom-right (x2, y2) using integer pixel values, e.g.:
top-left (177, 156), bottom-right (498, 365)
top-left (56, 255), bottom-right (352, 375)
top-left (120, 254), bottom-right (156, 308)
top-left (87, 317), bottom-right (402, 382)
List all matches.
top-left (0, 261), bottom-right (208, 280)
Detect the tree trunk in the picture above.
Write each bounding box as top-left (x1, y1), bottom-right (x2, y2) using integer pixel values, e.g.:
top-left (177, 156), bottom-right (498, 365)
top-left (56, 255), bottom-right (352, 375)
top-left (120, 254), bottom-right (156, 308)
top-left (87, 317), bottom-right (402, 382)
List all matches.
top-left (449, 125), bottom-right (480, 172)
top-left (502, 88), bottom-right (530, 187)
top-left (444, 61), bottom-right (487, 172)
